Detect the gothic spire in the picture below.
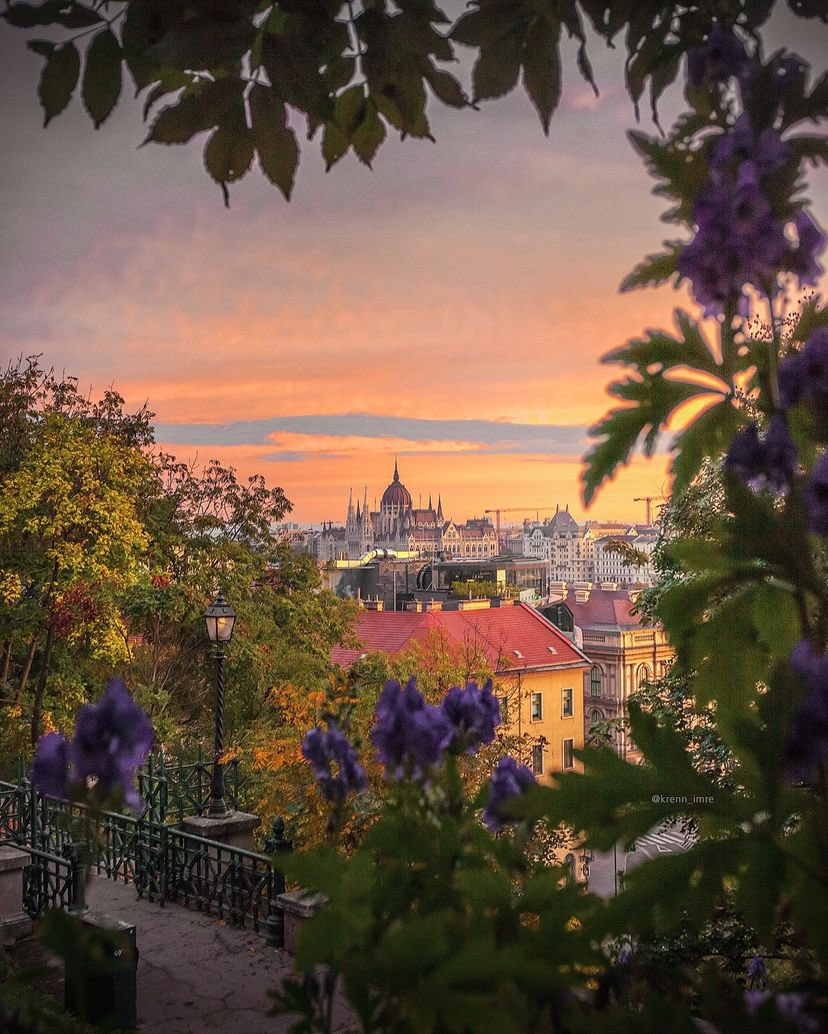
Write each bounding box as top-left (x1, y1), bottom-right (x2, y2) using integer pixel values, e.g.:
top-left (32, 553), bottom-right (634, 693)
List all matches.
top-left (393, 455), bottom-right (399, 482)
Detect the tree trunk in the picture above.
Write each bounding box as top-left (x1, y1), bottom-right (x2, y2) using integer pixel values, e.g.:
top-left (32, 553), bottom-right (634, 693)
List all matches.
top-left (30, 626), bottom-right (55, 746)
top-left (18, 633), bottom-right (38, 699)
top-left (1, 638), bottom-right (12, 688)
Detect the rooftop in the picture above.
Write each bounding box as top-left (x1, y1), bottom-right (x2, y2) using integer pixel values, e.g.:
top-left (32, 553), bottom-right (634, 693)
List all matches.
top-left (331, 600), bottom-right (588, 671)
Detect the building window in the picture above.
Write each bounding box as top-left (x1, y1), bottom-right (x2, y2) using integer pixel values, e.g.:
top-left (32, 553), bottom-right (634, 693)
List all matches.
top-left (562, 687), bottom-right (574, 717)
top-left (530, 692), bottom-right (543, 721)
top-left (531, 743), bottom-right (544, 776)
top-left (498, 696), bottom-right (509, 723)
top-left (636, 664), bottom-right (652, 689)
top-left (590, 708), bottom-right (603, 724)
top-left (590, 666), bottom-right (602, 697)
top-left (562, 738), bottom-right (575, 770)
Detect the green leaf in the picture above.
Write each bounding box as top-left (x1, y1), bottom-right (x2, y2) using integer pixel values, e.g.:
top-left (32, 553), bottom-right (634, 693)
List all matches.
top-left (144, 79), bottom-right (240, 145)
top-left (38, 42), bottom-right (80, 126)
top-left (26, 39), bottom-right (55, 57)
top-left (423, 64), bottom-right (467, 108)
top-left (249, 85), bottom-right (299, 201)
top-left (473, 31), bottom-right (523, 102)
top-left (142, 72), bottom-right (194, 120)
top-left (5, 0), bottom-right (101, 28)
top-left (521, 17), bottom-right (561, 134)
top-left (352, 105), bottom-right (386, 167)
top-left (82, 28), bottom-right (122, 128)
top-left (322, 122), bottom-right (350, 170)
top-left (670, 398), bottom-right (740, 498)
top-left (620, 243), bottom-right (682, 292)
top-left (204, 113), bottom-right (254, 204)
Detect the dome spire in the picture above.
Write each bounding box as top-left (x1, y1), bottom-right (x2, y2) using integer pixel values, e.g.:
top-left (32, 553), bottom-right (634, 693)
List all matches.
top-left (393, 455), bottom-right (399, 482)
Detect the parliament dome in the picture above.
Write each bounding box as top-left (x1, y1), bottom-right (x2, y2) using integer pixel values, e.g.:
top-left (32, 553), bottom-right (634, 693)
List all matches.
top-left (381, 460), bottom-right (412, 510)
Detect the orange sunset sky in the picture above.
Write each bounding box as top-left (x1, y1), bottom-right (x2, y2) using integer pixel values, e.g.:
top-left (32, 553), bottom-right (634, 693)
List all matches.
top-left (2, 8), bottom-right (826, 526)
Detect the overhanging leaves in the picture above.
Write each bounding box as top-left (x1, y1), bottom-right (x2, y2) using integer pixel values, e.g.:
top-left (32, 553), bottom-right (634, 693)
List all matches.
top-left (38, 42), bottom-right (80, 126)
top-left (82, 28), bottom-right (122, 129)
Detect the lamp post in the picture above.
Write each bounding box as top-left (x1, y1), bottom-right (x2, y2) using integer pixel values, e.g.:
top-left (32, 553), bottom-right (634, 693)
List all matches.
top-left (204, 594), bottom-right (236, 817)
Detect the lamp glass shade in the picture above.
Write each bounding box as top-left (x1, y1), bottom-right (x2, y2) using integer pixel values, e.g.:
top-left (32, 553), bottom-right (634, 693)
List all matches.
top-left (205, 595), bottom-right (236, 643)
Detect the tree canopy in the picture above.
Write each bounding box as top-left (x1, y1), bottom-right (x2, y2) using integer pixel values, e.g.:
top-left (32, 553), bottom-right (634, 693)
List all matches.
top-left (2, 1), bottom-right (825, 204)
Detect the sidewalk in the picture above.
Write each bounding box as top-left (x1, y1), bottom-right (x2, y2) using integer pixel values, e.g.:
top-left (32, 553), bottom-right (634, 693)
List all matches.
top-left (18, 877), bottom-right (356, 1033)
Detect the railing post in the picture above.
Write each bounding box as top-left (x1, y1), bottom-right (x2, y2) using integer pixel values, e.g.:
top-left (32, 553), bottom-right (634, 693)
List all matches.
top-left (264, 817), bottom-right (291, 949)
top-left (64, 839), bottom-right (86, 914)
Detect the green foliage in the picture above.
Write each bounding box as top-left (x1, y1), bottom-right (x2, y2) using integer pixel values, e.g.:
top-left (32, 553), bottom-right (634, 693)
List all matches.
top-left (5, 1), bottom-right (822, 201)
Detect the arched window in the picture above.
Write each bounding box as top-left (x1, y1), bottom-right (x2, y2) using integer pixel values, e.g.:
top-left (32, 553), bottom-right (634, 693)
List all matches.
top-left (564, 853), bottom-right (577, 881)
top-left (590, 708), bottom-right (603, 725)
top-left (636, 664), bottom-right (652, 689)
top-left (590, 666), bottom-right (602, 697)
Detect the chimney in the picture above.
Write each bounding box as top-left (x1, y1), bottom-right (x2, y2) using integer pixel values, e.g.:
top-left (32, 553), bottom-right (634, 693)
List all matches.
top-left (457, 599), bottom-right (492, 611)
top-left (600, 581), bottom-right (618, 591)
top-left (425, 599), bottom-right (443, 612)
top-left (362, 598), bottom-right (384, 611)
top-left (574, 581), bottom-right (593, 604)
top-left (405, 601), bottom-right (423, 612)
top-left (628, 588), bottom-right (642, 603)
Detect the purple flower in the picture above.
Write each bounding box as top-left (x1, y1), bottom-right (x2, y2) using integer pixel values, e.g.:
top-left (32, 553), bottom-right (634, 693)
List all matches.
top-left (30, 733), bottom-right (70, 799)
top-left (784, 639), bottom-right (828, 783)
top-left (779, 353), bottom-right (805, 410)
top-left (804, 452), bottom-right (828, 536)
top-left (801, 329), bottom-right (828, 404)
top-left (725, 416), bottom-right (798, 494)
top-left (440, 679), bottom-right (501, 755)
top-left (482, 756), bottom-right (536, 832)
top-left (713, 115), bottom-right (791, 177)
top-left (779, 329), bottom-right (828, 414)
top-left (371, 678), bottom-right (454, 780)
top-left (776, 994), bottom-right (820, 1033)
top-left (679, 176), bottom-right (788, 315)
top-left (744, 990), bottom-right (773, 1016)
top-left (789, 211), bottom-right (827, 286)
top-left (747, 953), bottom-right (767, 988)
top-left (301, 724), bottom-right (367, 801)
top-left (687, 23), bottom-right (749, 87)
top-left (71, 678), bottom-right (153, 809)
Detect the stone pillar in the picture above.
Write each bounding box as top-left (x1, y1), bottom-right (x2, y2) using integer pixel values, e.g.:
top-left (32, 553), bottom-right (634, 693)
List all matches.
top-left (181, 811), bottom-right (261, 852)
top-left (276, 891), bottom-right (327, 954)
top-left (0, 845), bottom-right (33, 945)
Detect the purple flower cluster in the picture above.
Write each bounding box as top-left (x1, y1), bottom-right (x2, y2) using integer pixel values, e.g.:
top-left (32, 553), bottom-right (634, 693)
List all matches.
top-left (778, 328), bottom-right (828, 414)
top-left (301, 724), bottom-right (367, 802)
top-left (783, 640), bottom-right (828, 784)
top-left (30, 679), bottom-right (153, 810)
top-left (746, 953), bottom-right (767, 989)
top-left (677, 109), bottom-right (825, 316)
top-left (371, 678), bottom-right (454, 780)
top-left (744, 990), bottom-right (819, 1032)
top-left (679, 29), bottom-right (827, 317)
top-left (482, 756), bottom-right (536, 832)
top-left (441, 679), bottom-right (501, 754)
top-left (725, 415), bottom-right (797, 495)
top-left (370, 677), bottom-right (503, 781)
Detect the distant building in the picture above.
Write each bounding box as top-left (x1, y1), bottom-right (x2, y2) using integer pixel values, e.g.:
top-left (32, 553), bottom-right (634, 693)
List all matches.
top-left (331, 599), bottom-right (589, 780)
top-left (326, 459), bottom-right (496, 561)
top-left (541, 584), bottom-right (673, 761)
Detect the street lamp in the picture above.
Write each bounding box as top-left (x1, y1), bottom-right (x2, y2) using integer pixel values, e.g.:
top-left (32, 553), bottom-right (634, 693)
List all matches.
top-left (204, 593), bottom-right (236, 816)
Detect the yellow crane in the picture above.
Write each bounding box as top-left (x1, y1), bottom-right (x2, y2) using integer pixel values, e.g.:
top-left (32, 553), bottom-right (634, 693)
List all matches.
top-left (633, 495), bottom-right (666, 525)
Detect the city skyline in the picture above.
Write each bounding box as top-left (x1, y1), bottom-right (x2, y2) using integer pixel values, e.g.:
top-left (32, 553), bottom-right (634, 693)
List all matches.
top-left (2, 8), bottom-right (825, 525)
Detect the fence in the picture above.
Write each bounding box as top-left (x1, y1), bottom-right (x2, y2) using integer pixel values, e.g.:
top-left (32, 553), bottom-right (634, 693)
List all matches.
top-left (0, 776), bottom-right (289, 948)
top-left (137, 750), bottom-right (242, 825)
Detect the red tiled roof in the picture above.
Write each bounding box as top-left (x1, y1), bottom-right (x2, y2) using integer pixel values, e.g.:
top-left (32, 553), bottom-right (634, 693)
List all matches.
top-left (331, 602), bottom-right (588, 671)
top-left (564, 589), bottom-right (644, 628)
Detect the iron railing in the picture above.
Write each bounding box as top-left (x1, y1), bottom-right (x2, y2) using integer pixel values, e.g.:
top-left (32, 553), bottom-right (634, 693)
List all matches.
top-left (0, 778), bottom-right (289, 946)
top-left (137, 751), bottom-right (242, 825)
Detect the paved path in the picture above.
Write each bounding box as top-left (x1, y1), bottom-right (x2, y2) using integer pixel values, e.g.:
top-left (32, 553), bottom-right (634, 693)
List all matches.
top-left (586, 823), bottom-right (694, 899)
top-left (30, 877), bottom-right (357, 1033)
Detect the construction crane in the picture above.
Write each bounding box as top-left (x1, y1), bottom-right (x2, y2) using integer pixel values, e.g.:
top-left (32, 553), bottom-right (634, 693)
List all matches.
top-left (633, 495), bottom-right (666, 525)
top-left (484, 507), bottom-right (557, 553)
